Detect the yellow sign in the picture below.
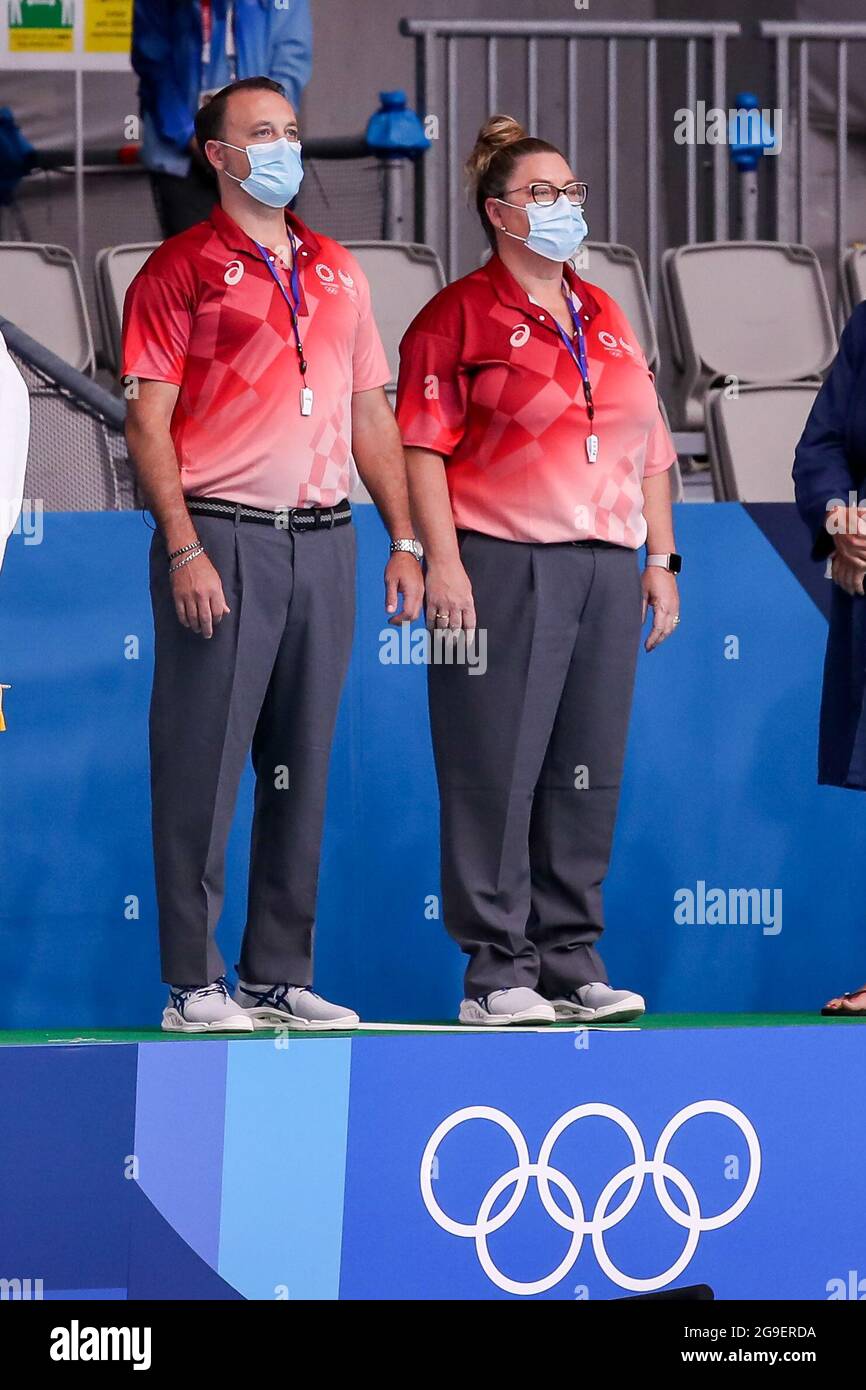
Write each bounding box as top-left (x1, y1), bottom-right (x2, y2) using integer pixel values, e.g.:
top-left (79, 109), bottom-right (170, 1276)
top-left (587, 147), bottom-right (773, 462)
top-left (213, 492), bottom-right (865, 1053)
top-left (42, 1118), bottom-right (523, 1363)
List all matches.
top-left (0, 685), bottom-right (10, 733)
top-left (84, 0), bottom-right (131, 53)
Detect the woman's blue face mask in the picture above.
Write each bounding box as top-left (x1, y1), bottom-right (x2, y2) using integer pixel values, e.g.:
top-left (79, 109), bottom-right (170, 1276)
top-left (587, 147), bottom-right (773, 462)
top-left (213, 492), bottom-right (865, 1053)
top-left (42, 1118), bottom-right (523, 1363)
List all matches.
top-left (218, 136), bottom-right (304, 208)
top-left (496, 194), bottom-right (589, 263)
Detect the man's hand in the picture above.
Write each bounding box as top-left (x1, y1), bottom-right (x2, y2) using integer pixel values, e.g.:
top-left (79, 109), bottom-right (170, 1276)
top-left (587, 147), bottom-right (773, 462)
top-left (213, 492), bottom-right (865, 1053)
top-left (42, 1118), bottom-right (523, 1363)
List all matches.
top-left (826, 504), bottom-right (866, 563)
top-left (831, 552), bottom-right (866, 597)
top-left (641, 566), bottom-right (679, 652)
top-left (385, 553), bottom-right (424, 626)
top-left (171, 552), bottom-right (231, 638)
top-left (424, 560), bottom-right (476, 638)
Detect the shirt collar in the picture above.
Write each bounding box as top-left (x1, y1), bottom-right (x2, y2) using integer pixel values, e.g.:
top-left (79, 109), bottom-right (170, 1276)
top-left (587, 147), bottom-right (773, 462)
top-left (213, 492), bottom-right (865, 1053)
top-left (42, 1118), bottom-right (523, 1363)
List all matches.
top-left (484, 252), bottom-right (602, 327)
top-left (209, 202), bottom-right (322, 259)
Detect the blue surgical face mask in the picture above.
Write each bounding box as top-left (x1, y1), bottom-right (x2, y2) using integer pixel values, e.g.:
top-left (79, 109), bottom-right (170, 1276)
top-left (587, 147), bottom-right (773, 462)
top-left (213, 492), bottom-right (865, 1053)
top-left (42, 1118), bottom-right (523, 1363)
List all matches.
top-left (497, 193), bottom-right (589, 262)
top-left (218, 136), bottom-right (304, 208)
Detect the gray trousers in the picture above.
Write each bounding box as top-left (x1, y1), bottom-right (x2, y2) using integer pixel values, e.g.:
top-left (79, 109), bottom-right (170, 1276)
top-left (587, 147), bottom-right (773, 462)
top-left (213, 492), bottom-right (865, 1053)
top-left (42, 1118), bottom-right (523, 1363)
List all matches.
top-left (428, 531), bottom-right (642, 999)
top-left (149, 512), bottom-right (356, 988)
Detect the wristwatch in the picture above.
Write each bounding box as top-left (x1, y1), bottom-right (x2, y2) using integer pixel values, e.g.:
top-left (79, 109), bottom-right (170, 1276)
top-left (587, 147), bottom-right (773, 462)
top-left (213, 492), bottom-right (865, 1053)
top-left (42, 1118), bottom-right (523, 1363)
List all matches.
top-left (646, 552), bottom-right (682, 574)
top-left (390, 538), bottom-right (424, 562)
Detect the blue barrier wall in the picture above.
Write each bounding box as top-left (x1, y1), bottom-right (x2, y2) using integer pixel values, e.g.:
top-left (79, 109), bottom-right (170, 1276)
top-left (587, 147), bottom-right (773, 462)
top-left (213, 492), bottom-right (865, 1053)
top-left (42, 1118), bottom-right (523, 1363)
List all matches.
top-left (0, 503), bottom-right (863, 1027)
top-left (1, 1027), bottom-right (864, 1300)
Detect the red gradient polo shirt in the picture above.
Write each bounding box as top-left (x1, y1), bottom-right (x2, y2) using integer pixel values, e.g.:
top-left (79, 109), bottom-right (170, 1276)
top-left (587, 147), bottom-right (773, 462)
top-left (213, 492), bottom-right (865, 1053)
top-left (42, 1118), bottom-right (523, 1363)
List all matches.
top-left (121, 205), bottom-right (390, 510)
top-left (395, 254), bottom-right (675, 547)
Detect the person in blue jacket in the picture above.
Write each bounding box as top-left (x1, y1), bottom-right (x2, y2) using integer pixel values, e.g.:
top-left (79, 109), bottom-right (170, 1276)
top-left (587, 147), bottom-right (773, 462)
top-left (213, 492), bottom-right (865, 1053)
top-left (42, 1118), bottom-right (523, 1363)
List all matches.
top-left (794, 300), bottom-right (866, 1017)
top-left (132, 0), bottom-right (312, 236)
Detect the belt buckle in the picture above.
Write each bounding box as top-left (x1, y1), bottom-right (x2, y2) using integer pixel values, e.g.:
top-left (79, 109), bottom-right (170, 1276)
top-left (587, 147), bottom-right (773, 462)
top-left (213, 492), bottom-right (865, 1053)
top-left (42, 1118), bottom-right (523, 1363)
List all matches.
top-left (289, 507), bottom-right (304, 533)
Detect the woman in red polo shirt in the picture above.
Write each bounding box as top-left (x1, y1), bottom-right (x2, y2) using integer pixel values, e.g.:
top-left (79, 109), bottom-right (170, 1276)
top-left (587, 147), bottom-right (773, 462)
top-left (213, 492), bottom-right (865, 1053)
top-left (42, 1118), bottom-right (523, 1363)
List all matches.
top-left (397, 115), bottom-right (681, 1027)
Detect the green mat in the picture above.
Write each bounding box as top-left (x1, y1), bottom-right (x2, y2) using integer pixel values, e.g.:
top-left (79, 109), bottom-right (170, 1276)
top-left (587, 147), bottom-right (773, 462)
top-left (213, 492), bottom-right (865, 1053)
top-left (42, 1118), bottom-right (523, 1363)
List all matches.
top-left (0, 1013), bottom-right (860, 1046)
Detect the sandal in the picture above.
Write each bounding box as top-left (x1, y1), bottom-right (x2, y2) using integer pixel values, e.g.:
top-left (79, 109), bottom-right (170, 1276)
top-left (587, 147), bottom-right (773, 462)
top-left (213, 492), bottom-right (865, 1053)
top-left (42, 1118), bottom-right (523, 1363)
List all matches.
top-left (822, 984), bottom-right (866, 1017)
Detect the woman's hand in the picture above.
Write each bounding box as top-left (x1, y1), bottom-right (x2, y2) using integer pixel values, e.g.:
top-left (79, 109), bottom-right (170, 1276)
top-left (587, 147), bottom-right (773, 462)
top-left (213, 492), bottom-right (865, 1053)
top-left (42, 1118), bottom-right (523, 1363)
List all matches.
top-left (425, 560), bottom-right (476, 638)
top-left (641, 566), bottom-right (679, 651)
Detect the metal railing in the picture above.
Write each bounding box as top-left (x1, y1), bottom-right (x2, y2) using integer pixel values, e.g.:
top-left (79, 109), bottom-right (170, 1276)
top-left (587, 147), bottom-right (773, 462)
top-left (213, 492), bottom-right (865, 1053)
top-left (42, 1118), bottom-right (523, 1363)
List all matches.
top-left (401, 17), bottom-right (742, 305)
top-left (5, 133), bottom-right (408, 259)
top-left (760, 21), bottom-right (866, 318)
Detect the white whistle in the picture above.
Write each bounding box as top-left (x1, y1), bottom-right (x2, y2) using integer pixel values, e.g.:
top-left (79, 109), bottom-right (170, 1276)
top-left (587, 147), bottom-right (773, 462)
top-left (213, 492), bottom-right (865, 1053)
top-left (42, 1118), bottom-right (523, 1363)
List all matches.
top-left (586, 433), bottom-right (599, 463)
top-left (300, 387), bottom-right (314, 417)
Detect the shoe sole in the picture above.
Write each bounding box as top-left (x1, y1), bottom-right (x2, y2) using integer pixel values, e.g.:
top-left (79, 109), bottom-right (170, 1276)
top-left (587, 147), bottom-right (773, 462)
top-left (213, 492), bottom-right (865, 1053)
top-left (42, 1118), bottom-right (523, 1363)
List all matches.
top-left (458, 1004), bottom-right (556, 1027)
top-left (161, 1008), bottom-right (254, 1033)
top-left (240, 1006), bottom-right (361, 1032)
top-left (551, 997), bottom-right (645, 1024)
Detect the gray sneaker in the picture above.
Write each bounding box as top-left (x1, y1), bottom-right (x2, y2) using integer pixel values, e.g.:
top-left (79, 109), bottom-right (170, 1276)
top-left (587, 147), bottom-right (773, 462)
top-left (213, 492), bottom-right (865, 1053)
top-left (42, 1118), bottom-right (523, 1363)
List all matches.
top-left (162, 977), bottom-right (254, 1033)
top-left (459, 988), bottom-right (556, 1026)
top-left (234, 981), bottom-right (360, 1031)
top-left (550, 983), bottom-right (645, 1023)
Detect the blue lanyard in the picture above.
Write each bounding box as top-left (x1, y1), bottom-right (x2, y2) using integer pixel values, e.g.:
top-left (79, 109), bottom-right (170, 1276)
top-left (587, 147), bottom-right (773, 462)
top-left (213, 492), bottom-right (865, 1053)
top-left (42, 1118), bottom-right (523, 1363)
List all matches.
top-left (553, 295), bottom-right (595, 425)
top-left (253, 236), bottom-right (308, 380)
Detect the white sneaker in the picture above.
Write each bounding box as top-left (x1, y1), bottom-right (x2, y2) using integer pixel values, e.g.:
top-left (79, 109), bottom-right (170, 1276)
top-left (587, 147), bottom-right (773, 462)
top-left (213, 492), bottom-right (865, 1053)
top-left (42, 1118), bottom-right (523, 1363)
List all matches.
top-left (234, 981), bottom-right (360, 1031)
top-left (162, 977), bottom-right (254, 1033)
top-left (550, 983), bottom-right (645, 1023)
top-left (459, 988), bottom-right (556, 1026)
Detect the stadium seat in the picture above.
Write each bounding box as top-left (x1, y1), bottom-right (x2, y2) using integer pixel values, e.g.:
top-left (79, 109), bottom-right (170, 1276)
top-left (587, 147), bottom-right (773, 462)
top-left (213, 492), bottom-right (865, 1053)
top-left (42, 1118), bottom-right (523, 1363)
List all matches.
top-left (704, 381), bottom-right (820, 502)
top-left (0, 242), bottom-right (95, 375)
top-left (344, 241), bottom-right (446, 382)
top-left (661, 247), bottom-right (685, 372)
top-left (663, 242), bottom-right (836, 430)
top-left (841, 246), bottom-right (866, 318)
top-left (578, 242), bottom-right (659, 374)
top-left (95, 243), bottom-right (159, 373)
top-left (657, 394), bottom-right (684, 503)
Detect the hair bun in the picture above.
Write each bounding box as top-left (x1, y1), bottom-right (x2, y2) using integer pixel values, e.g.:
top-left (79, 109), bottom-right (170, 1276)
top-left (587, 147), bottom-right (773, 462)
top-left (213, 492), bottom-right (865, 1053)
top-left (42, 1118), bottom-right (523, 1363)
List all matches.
top-left (465, 114), bottom-right (528, 191)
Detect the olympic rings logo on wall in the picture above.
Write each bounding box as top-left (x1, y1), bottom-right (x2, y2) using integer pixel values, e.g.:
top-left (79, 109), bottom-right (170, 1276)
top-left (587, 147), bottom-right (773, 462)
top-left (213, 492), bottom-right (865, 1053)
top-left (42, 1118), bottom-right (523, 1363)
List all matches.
top-left (419, 1101), bottom-right (761, 1297)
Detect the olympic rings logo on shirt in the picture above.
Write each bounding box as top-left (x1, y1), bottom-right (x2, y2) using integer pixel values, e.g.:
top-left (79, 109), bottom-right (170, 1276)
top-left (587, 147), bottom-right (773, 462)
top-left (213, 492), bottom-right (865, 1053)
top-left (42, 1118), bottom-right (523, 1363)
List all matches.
top-left (316, 263), bottom-right (336, 282)
top-left (223, 260), bottom-right (244, 286)
top-left (419, 1100), bottom-right (761, 1297)
top-left (510, 324), bottom-right (531, 348)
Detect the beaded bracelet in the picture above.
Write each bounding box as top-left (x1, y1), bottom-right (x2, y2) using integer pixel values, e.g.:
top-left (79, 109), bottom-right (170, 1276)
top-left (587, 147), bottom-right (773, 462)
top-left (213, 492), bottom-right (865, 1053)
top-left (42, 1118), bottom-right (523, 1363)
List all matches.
top-left (168, 546), bottom-right (205, 575)
top-left (168, 539), bottom-right (202, 562)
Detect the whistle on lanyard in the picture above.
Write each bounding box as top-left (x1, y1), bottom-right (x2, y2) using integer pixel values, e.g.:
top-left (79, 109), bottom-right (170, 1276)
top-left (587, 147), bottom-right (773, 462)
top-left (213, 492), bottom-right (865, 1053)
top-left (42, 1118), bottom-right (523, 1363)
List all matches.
top-left (300, 387), bottom-right (314, 417)
top-left (586, 433), bottom-right (599, 463)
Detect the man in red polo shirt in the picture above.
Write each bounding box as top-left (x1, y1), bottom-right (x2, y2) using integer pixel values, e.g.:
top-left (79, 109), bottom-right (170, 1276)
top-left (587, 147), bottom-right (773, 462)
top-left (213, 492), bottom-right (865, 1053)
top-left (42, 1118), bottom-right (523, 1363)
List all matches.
top-left (122, 76), bottom-right (423, 1032)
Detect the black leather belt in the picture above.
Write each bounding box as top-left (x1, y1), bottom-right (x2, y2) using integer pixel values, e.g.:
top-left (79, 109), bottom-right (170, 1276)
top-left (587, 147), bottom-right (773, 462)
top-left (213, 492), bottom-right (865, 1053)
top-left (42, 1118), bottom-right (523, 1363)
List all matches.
top-left (185, 496), bottom-right (352, 532)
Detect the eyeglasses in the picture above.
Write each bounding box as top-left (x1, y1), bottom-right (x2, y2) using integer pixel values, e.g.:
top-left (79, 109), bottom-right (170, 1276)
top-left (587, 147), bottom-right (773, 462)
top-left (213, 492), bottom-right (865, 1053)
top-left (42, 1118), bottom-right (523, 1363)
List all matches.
top-left (504, 181), bottom-right (589, 207)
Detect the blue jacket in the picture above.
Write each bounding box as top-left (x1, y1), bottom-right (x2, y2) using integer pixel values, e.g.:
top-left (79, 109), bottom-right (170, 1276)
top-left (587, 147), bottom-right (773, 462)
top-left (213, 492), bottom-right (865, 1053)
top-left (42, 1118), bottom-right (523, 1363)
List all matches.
top-left (132, 0), bottom-right (312, 177)
top-left (793, 302), bottom-right (866, 788)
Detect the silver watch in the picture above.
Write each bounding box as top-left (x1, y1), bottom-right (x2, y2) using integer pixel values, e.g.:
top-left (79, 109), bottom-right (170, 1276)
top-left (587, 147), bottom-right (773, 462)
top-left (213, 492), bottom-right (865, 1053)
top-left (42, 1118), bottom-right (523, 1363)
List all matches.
top-left (390, 538), bottom-right (424, 562)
